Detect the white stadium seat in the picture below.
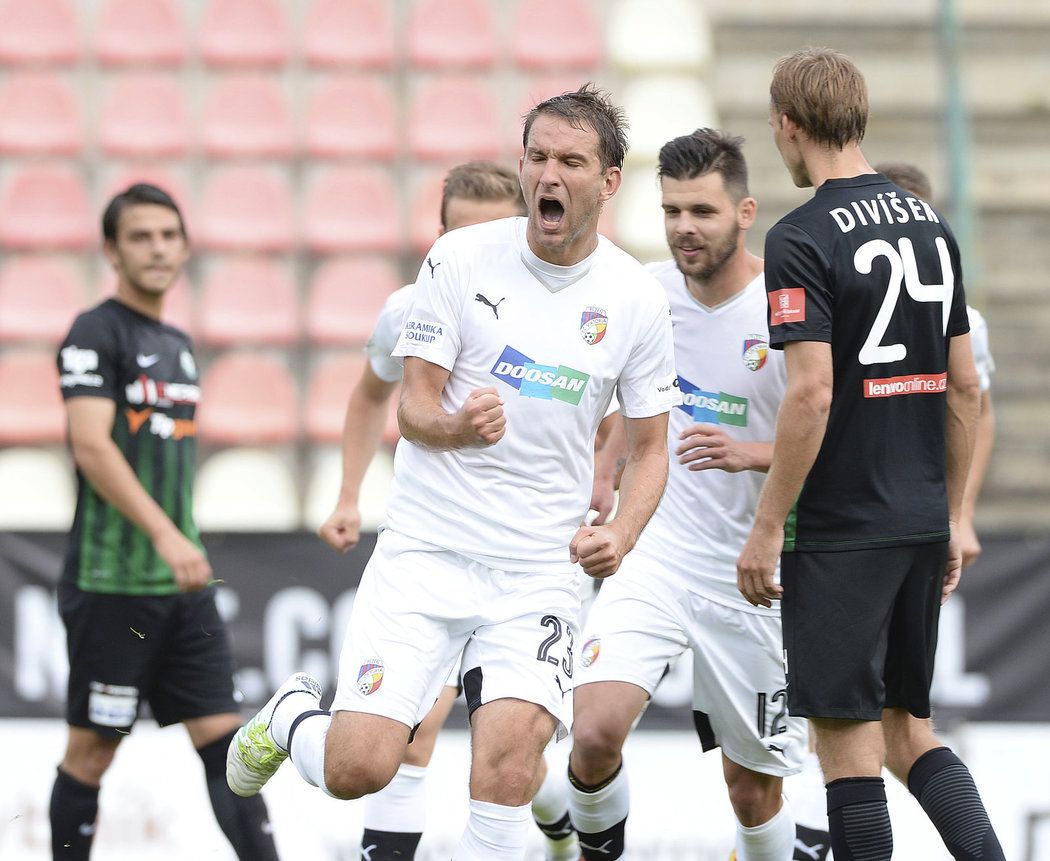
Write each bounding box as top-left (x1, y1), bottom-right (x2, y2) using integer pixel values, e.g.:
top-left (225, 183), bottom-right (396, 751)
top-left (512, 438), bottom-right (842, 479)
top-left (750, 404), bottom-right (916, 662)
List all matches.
top-left (302, 445), bottom-right (394, 534)
top-left (621, 76), bottom-right (719, 165)
top-left (607, 0), bottom-right (713, 72)
top-left (194, 448), bottom-right (300, 532)
top-left (0, 447), bottom-right (75, 530)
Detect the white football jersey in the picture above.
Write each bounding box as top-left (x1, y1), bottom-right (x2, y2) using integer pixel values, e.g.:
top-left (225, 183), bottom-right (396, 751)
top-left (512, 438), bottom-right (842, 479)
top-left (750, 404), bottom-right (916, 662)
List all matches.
top-left (365, 285), bottom-right (415, 383)
top-left (967, 306), bottom-right (995, 393)
top-left (628, 260), bottom-right (787, 613)
top-left (389, 217), bottom-right (680, 570)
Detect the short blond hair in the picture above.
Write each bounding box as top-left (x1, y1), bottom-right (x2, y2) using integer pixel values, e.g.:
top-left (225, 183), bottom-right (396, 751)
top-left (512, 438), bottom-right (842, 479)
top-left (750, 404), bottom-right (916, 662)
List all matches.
top-left (770, 48), bottom-right (868, 148)
top-left (441, 161), bottom-right (525, 229)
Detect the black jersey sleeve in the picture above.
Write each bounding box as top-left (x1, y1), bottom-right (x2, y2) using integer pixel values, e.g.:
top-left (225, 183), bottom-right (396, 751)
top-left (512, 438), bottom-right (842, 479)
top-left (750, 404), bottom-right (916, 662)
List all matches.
top-left (764, 221), bottom-right (833, 348)
top-left (57, 311), bottom-right (121, 401)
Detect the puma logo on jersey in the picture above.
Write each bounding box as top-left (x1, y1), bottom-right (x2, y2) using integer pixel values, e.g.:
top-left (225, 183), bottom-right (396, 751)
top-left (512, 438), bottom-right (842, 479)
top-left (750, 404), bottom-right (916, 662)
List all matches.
top-left (475, 293), bottom-right (504, 318)
top-left (137, 353), bottom-right (160, 368)
top-left (426, 257), bottom-right (441, 277)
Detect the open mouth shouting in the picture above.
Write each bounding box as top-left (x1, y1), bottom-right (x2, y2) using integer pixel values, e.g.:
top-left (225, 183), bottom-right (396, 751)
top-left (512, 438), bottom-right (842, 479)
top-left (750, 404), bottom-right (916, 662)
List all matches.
top-left (538, 196), bottom-right (566, 231)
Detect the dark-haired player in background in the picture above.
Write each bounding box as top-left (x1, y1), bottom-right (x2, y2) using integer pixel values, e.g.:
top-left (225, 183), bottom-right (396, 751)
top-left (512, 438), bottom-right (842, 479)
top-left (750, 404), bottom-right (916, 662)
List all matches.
top-left (738, 48), bottom-right (1005, 860)
top-left (51, 184), bottom-right (279, 860)
top-left (874, 161), bottom-right (996, 570)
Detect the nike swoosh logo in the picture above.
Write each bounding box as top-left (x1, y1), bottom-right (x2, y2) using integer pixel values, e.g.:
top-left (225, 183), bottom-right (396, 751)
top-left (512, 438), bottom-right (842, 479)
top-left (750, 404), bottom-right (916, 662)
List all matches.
top-left (137, 353), bottom-right (160, 367)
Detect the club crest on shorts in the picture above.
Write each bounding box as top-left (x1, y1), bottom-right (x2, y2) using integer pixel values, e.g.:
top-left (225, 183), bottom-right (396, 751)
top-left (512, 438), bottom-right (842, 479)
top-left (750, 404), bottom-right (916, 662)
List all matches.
top-left (581, 637), bottom-right (601, 668)
top-left (580, 306), bottom-right (608, 345)
top-left (356, 659), bottom-right (385, 696)
top-left (742, 334), bottom-right (769, 371)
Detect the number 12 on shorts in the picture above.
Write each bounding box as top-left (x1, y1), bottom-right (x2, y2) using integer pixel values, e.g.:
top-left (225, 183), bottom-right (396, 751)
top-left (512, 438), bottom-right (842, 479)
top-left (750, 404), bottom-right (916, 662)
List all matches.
top-left (756, 689), bottom-right (788, 739)
top-left (536, 614), bottom-right (574, 678)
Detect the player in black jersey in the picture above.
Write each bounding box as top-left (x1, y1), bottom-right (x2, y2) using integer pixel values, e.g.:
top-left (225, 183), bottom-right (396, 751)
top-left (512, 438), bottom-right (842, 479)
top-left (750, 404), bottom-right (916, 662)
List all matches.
top-left (50, 184), bottom-right (279, 861)
top-left (737, 50), bottom-right (1005, 861)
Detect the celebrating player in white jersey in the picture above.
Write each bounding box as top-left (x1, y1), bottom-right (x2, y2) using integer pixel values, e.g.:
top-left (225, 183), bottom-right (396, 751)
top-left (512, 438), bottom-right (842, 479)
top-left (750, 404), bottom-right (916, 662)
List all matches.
top-left (228, 84), bottom-right (679, 860)
top-left (567, 129), bottom-right (809, 861)
top-left (317, 161), bottom-right (530, 861)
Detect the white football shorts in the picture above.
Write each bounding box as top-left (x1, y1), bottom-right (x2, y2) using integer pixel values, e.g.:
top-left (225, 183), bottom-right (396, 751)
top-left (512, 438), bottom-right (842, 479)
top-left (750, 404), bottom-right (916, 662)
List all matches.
top-left (577, 549), bottom-right (806, 776)
top-left (331, 528), bottom-right (581, 739)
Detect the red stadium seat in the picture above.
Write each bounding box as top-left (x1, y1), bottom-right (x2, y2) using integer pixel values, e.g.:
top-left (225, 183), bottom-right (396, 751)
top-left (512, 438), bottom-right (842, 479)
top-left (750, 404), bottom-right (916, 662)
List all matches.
top-left (0, 0), bottom-right (80, 65)
top-left (302, 167), bottom-right (398, 253)
top-left (407, 0), bottom-right (496, 70)
top-left (304, 351), bottom-right (368, 443)
top-left (98, 73), bottom-right (190, 157)
top-left (95, 0), bottom-right (186, 66)
top-left (0, 256), bottom-right (84, 344)
top-left (304, 75), bottom-right (397, 160)
top-left (511, 0), bottom-right (602, 70)
top-left (198, 166), bottom-right (295, 251)
top-left (199, 257), bottom-right (299, 346)
top-left (409, 171), bottom-right (446, 255)
top-left (303, 0), bottom-right (395, 69)
top-left (199, 0), bottom-right (289, 67)
top-left (0, 72), bottom-right (82, 156)
top-left (202, 73), bottom-right (293, 158)
top-left (197, 351), bottom-right (298, 445)
top-left (0, 163), bottom-right (92, 250)
top-left (0, 349), bottom-right (65, 445)
top-left (305, 256), bottom-right (400, 346)
top-left (408, 77), bottom-right (502, 161)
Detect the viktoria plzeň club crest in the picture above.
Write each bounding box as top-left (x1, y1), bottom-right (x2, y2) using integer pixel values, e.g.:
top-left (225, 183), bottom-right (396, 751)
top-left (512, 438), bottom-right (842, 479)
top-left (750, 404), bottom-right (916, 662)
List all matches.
top-left (580, 306), bottom-right (608, 345)
top-left (742, 334), bottom-right (769, 371)
top-left (356, 659), bottom-right (385, 695)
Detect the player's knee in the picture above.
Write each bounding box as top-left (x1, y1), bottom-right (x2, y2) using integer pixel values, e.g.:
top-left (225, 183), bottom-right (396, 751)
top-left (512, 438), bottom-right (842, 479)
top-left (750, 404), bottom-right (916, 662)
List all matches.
top-left (725, 772), bottom-right (781, 827)
top-left (323, 758), bottom-right (397, 801)
top-left (570, 717), bottom-right (625, 772)
top-left (475, 757), bottom-right (536, 806)
top-left (63, 742), bottom-right (118, 784)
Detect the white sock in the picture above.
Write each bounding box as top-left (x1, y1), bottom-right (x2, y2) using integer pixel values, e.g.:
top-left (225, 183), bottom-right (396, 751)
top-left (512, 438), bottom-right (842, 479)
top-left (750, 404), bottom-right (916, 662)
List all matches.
top-left (734, 796), bottom-right (795, 861)
top-left (452, 798), bottom-right (531, 860)
top-left (567, 763), bottom-right (630, 835)
top-left (362, 763), bottom-right (428, 833)
top-left (532, 760), bottom-right (578, 860)
top-left (287, 711), bottom-right (337, 798)
top-left (269, 689), bottom-right (325, 750)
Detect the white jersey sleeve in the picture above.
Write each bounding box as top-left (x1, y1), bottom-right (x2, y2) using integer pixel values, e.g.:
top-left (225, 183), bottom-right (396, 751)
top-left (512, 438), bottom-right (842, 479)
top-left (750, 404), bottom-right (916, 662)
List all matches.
top-left (365, 286), bottom-right (415, 383)
top-left (617, 293), bottom-right (679, 418)
top-left (392, 241), bottom-right (464, 372)
top-left (966, 306), bottom-right (995, 393)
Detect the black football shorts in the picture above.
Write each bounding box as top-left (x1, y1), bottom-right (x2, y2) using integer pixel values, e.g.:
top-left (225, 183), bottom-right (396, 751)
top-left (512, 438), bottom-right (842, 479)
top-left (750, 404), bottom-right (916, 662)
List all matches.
top-left (59, 582), bottom-right (239, 738)
top-left (780, 542), bottom-right (948, 720)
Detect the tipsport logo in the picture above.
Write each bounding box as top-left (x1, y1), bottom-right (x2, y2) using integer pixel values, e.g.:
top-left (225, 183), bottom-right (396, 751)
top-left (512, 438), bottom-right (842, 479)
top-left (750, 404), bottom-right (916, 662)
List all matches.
top-left (490, 346), bottom-right (590, 406)
top-left (676, 375), bottom-right (749, 427)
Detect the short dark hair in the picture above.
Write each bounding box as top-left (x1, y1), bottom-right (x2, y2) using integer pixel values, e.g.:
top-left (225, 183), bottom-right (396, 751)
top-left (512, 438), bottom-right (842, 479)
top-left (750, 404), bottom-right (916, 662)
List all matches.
top-left (874, 161), bottom-right (932, 201)
top-left (522, 82), bottom-right (628, 170)
top-left (440, 161), bottom-right (526, 229)
top-left (770, 47), bottom-right (868, 148)
top-left (102, 183), bottom-right (187, 242)
top-left (657, 128), bottom-right (750, 201)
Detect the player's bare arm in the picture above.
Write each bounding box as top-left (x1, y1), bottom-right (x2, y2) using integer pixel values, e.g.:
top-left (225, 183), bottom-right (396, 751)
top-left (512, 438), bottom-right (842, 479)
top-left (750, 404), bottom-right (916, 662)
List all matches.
top-left (676, 424), bottom-right (773, 473)
top-left (319, 363), bottom-right (399, 553)
top-left (589, 411), bottom-right (624, 525)
top-left (942, 332), bottom-right (981, 601)
top-left (65, 396), bottom-right (211, 592)
top-left (959, 387), bottom-right (995, 569)
top-left (571, 412), bottom-right (668, 579)
top-left (399, 356), bottom-right (505, 450)
top-left (737, 341), bottom-right (832, 607)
